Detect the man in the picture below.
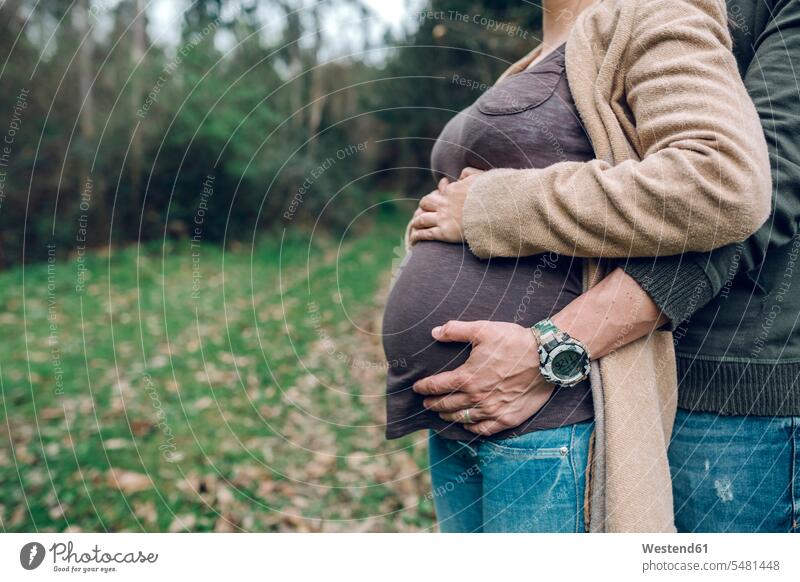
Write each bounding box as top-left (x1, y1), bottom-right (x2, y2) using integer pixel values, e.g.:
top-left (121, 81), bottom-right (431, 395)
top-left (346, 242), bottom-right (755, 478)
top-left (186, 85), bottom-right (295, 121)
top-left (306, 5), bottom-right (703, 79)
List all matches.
top-left (411, 0), bottom-right (800, 532)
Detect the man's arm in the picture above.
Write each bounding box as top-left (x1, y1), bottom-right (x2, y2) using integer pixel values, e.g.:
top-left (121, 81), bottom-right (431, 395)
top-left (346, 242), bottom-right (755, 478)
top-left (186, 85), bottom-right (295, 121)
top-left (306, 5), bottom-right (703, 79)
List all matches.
top-left (552, 268), bottom-right (669, 360)
top-left (621, 0), bottom-right (800, 328)
top-left (412, 268), bottom-right (668, 436)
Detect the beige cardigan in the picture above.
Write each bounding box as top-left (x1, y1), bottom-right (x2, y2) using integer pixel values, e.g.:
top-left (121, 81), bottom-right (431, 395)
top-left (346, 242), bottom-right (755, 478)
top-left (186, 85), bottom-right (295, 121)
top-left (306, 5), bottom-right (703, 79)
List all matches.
top-left (466, 0), bottom-right (770, 260)
top-left (463, 0), bottom-right (771, 532)
top-left (409, 0), bottom-right (771, 532)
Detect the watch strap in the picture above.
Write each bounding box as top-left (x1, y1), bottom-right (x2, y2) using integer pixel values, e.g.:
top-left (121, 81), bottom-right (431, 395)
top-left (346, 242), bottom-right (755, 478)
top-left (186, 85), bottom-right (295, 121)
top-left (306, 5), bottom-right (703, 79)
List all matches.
top-left (531, 318), bottom-right (567, 351)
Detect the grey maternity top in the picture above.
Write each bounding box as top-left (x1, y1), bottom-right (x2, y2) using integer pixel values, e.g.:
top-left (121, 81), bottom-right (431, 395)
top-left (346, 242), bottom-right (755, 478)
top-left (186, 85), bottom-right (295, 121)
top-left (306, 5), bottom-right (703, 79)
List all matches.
top-left (382, 45), bottom-right (595, 440)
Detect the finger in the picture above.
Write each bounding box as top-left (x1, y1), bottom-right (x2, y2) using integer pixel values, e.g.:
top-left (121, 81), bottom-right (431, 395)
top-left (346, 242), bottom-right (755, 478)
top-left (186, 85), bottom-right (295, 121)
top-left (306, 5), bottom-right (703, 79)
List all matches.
top-left (413, 370), bottom-right (465, 395)
top-left (412, 207), bottom-right (423, 218)
top-left (409, 226), bottom-right (443, 244)
top-left (438, 177), bottom-right (450, 193)
top-left (408, 227), bottom-right (425, 244)
top-left (439, 408), bottom-right (490, 423)
top-left (431, 320), bottom-right (486, 343)
top-left (419, 192), bottom-right (444, 212)
top-left (409, 211), bottom-right (438, 230)
top-left (423, 392), bottom-right (473, 412)
top-left (463, 419), bottom-right (506, 436)
top-left (459, 167), bottom-right (483, 180)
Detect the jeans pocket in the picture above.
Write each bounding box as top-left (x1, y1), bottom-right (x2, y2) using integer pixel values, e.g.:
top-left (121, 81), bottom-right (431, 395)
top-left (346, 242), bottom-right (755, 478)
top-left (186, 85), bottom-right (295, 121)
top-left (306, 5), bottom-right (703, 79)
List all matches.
top-left (484, 428), bottom-right (572, 460)
top-left (480, 423), bottom-right (593, 532)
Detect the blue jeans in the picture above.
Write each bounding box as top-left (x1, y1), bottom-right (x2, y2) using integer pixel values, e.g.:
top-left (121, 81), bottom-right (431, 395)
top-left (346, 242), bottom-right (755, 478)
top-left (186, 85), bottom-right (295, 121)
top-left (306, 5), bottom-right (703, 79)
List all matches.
top-left (427, 421), bottom-right (593, 532)
top-left (669, 409), bottom-right (800, 532)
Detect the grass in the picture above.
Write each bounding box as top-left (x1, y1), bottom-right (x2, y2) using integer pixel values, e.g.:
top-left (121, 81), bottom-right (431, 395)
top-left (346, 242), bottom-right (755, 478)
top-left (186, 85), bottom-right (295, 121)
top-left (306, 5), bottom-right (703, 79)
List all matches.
top-left (0, 210), bottom-right (435, 532)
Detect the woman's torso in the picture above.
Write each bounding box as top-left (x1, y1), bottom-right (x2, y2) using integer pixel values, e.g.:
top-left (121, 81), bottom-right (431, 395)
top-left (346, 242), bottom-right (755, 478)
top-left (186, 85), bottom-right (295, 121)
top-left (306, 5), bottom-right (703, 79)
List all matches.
top-left (383, 46), bottom-right (595, 440)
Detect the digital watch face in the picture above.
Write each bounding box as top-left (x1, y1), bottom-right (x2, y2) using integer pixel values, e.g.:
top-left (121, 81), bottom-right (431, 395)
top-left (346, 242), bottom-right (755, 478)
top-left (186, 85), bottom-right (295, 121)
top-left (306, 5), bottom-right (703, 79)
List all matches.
top-left (551, 348), bottom-right (585, 379)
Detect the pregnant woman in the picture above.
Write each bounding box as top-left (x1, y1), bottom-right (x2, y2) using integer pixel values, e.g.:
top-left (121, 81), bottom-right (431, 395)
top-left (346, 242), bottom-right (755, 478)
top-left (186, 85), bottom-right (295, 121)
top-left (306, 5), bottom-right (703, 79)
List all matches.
top-left (383, 44), bottom-right (594, 533)
top-left (382, 0), bottom-right (771, 532)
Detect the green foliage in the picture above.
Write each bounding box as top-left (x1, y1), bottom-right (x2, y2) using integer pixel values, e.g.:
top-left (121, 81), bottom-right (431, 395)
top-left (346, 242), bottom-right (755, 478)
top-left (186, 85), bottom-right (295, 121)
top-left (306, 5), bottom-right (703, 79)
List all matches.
top-left (0, 0), bottom-right (541, 268)
top-left (0, 213), bottom-right (432, 531)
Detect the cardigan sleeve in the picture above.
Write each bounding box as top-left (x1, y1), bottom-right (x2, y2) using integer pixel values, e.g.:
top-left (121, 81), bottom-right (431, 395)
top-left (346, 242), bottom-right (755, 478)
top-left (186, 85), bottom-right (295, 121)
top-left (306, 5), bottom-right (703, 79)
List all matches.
top-left (619, 0), bottom-right (800, 328)
top-left (461, 0), bottom-right (772, 260)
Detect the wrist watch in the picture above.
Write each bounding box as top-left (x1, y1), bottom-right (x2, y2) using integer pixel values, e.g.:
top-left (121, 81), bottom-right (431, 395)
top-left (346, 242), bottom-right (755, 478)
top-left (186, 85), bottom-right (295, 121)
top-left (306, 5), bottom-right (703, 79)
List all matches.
top-left (531, 318), bottom-right (590, 387)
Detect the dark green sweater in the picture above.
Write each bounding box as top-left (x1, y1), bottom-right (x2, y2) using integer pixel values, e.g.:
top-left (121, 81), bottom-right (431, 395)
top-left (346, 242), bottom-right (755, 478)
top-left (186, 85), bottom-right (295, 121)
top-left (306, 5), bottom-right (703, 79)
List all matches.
top-left (622, 0), bottom-right (800, 416)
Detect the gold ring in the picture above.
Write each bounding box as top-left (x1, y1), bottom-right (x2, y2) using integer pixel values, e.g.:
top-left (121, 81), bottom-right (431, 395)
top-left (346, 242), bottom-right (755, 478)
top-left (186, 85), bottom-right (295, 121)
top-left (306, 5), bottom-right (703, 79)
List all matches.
top-left (462, 409), bottom-right (472, 424)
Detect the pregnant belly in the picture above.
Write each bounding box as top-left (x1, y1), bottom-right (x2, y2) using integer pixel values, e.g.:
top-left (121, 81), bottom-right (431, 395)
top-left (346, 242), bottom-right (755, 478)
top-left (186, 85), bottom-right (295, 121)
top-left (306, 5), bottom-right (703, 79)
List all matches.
top-left (382, 241), bottom-right (583, 393)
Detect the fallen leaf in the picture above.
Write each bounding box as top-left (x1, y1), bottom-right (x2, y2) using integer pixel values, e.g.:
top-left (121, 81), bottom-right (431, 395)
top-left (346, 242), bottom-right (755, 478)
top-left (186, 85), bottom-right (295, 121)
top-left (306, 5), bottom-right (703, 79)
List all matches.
top-left (215, 484), bottom-right (235, 508)
top-left (214, 515), bottom-right (237, 532)
top-left (39, 408), bottom-right (63, 420)
top-left (133, 501), bottom-right (158, 525)
top-left (48, 504), bottom-right (65, 520)
top-left (104, 438), bottom-right (132, 450)
top-left (168, 514), bottom-right (196, 532)
top-left (129, 419), bottom-right (153, 437)
top-left (106, 469), bottom-right (153, 495)
top-left (193, 397), bottom-right (214, 410)
top-left (10, 505), bottom-right (26, 526)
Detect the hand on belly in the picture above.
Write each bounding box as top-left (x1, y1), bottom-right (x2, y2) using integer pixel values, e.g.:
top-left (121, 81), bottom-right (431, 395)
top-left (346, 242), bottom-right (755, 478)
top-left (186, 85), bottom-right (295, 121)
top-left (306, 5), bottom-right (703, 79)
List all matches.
top-left (410, 319), bottom-right (555, 436)
top-left (382, 241), bottom-right (581, 435)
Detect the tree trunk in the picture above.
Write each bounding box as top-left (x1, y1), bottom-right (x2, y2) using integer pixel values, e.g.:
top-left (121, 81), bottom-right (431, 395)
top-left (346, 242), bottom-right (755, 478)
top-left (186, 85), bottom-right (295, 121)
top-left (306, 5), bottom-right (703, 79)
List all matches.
top-left (129, 0), bottom-right (146, 238)
top-left (73, 0), bottom-right (106, 245)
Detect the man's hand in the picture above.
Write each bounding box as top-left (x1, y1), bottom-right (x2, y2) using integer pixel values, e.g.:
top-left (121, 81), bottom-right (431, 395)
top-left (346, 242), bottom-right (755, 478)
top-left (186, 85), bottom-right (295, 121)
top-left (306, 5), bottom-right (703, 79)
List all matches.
top-left (409, 167), bottom-right (484, 245)
top-left (412, 320), bottom-right (555, 436)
